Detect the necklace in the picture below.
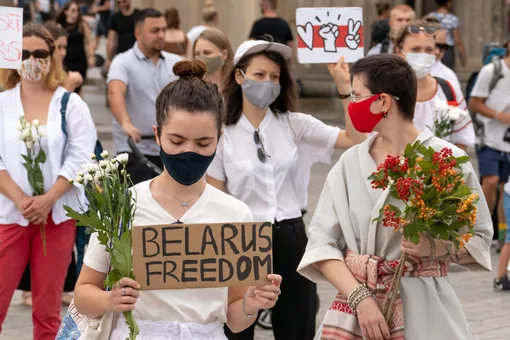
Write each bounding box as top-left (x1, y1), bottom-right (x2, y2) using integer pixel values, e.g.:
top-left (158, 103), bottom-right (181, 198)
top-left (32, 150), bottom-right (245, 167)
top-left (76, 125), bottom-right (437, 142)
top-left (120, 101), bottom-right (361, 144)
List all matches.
top-left (156, 179), bottom-right (203, 207)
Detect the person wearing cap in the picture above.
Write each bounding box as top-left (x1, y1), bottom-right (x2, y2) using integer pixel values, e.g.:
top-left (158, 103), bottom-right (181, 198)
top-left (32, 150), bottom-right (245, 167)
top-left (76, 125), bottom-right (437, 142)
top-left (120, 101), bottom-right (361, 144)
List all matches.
top-left (206, 40), bottom-right (366, 340)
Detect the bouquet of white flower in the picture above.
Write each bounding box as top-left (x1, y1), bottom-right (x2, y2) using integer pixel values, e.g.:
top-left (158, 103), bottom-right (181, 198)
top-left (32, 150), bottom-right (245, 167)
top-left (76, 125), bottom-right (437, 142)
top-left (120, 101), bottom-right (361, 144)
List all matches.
top-left (18, 117), bottom-right (48, 255)
top-left (64, 151), bottom-right (140, 340)
top-left (432, 100), bottom-right (469, 139)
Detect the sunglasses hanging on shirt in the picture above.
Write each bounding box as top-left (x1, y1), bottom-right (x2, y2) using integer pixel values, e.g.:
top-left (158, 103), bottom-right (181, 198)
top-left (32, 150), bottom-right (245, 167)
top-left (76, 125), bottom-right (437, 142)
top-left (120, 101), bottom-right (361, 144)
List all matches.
top-left (254, 129), bottom-right (270, 163)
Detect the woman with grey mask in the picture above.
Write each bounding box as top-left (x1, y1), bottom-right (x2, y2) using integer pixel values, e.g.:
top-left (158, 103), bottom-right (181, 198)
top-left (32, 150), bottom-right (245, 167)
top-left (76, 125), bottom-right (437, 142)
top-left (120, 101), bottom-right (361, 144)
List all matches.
top-left (193, 28), bottom-right (233, 92)
top-left (206, 40), bottom-right (366, 340)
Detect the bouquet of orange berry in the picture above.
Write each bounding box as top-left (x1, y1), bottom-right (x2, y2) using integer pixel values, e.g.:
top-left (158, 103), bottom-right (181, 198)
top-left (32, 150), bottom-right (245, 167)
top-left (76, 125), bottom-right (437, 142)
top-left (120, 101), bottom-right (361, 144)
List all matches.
top-left (368, 141), bottom-right (478, 321)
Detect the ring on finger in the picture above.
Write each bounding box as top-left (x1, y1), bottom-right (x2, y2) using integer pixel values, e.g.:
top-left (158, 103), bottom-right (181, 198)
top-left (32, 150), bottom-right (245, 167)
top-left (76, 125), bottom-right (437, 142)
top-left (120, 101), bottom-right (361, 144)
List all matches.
top-left (275, 288), bottom-right (281, 295)
top-left (121, 287), bottom-right (126, 296)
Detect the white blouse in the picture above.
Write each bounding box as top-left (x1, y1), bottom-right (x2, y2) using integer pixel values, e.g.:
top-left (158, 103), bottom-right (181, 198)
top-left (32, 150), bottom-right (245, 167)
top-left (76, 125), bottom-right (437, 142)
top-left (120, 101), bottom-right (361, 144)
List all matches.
top-left (414, 81), bottom-right (476, 147)
top-left (84, 180), bottom-right (253, 324)
top-left (207, 110), bottom-right (339, 222)
top-left (0, 83), bottom-right (97, 226)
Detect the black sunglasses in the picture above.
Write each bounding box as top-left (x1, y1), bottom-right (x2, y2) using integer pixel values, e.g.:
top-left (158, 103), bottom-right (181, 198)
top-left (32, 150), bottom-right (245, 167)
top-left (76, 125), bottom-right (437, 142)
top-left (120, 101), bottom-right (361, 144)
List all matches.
top-left (22, 49), bottom-right (51, 61)
top-left (407, 25), bottom-right (437, 36)
top-left (436, 43), bottom-right (449, 51)
top-left (254, 129), bottom-right (270, 163)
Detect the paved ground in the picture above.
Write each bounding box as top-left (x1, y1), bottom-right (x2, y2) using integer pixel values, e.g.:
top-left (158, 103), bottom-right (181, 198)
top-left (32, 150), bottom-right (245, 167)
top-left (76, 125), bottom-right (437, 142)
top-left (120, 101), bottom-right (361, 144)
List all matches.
top-left (2, 72), bottom-right (510, 340)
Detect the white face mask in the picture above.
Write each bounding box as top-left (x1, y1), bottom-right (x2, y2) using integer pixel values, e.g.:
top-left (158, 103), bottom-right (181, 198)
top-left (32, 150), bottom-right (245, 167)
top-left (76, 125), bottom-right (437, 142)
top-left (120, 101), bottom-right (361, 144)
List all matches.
top-left (405, 53), bottom-right (435, 79)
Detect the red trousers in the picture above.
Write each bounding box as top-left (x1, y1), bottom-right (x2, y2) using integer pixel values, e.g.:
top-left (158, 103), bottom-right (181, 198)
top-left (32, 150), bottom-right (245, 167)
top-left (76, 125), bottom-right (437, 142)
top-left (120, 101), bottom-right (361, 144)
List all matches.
top-left (0, 216), bottom-right (76, 340)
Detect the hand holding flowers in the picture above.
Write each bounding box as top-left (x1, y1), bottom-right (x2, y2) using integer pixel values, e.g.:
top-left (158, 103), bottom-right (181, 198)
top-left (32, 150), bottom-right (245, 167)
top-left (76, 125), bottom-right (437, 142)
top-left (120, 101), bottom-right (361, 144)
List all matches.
top-left (432, 100), bottom-right (469, 139)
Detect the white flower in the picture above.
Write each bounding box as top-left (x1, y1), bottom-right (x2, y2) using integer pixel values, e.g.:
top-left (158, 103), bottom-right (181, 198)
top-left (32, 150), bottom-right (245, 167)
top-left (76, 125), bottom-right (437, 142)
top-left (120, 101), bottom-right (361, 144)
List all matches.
top-left (120, 169), bottom-right (127, 176)
top-left (448, 109), bottom-right (460, 121)
top-left (100, 150), bottom-right (109, 159)
top-left (32, 119), bottom-right (40, 128)
top-left (76, 176), bottom-right (84, 184)
top-left (77, 171), bottom-right (84, 177)
top-left (84, 174), bottom-right (93, 184)
top-left (38, 130), bottom-right (45, 137)
top-left (114, 153), bottom-right (129, 165)
top-left (21, 128), bottom-right (30, 138)
top-left (69, 179), bottom-right (74, 184)
top-left (90, 153), bottom-right (97, 160)
top-left (16, 124), bottom-right (22, 131)
top-left (435, 100), bottom-right (450, 110)
top-left (31, 134), bottom-right (39, 143)
top-left (94, 172), bottom-right (103, 182)
top-left (25, 141), bottom-right (33, 149)
top-left (87, 164), bottom-right (100, 174)
top-left (19, 134), bottom-right (26, 141)
top-left (106, 162), bottom-right (119, 173)
top-left (99, 160), bottom-right (109, 169)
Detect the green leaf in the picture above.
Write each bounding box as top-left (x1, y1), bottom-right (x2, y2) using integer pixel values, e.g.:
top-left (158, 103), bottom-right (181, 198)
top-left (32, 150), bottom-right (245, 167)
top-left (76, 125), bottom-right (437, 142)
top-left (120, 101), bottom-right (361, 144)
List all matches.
top-left (35, 149), bottom-right (46, 164)
top-left (441, 202), bottom-right (458, 216)
top-left (423, 187), bottom-right (438, 201)
top-left (403, 221), bottom-right (425, 240)
top-left (411, 233), bottom-right (420, 244)
top-left (22, 162), bottom-right (32, 173)
top-left (21, 154), bottom-right (33, 164)
top-left (419, 160), bottom-right (434, 171)
top-left (455, 156), bottom-right (470, 165)
top-left (449, 219), bottom-right (466, 231)
top-left (110, 230), bottom-right (133, 277)
top-left (386, 204), bottom-right (402, 215)
top-left (455, 185), bottom-right (472, 197)
top-left (64, 205), bottom-right (104, 230)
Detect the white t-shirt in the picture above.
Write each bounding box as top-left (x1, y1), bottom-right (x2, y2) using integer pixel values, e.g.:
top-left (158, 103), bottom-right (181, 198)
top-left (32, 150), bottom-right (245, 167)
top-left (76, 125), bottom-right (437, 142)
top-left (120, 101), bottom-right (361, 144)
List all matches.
top-left (83, 180), bottom-right (253, 324)
top-left (187, 25), bottom-right (208, 47)
top-left (414, 79), bottom-right (475, 147)
top-left (470, 61), bottom-right (510, 152)
top-left (207, 110), bottom-right (339, 222)
top-left (430, 61), bottom-right (462, 92)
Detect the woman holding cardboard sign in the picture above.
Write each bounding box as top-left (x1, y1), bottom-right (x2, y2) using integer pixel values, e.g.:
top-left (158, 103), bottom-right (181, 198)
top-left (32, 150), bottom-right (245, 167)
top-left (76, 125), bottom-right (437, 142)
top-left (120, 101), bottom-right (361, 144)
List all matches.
top-left (206, 39), bottom-right (366, 340)
top-left (74, 60), bottom-right (282, 340)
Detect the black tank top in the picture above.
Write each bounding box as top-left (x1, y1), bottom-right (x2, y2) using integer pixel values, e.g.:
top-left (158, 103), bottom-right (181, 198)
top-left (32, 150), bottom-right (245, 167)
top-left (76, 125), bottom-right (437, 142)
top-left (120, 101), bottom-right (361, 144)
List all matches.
top-left (63, 23), bottom-right (86, 63)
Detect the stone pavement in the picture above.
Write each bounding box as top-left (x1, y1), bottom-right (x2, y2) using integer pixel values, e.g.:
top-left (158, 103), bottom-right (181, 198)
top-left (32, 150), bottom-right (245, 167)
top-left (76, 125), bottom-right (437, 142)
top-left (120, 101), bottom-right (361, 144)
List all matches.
top-left (2, 77), bottom-right (510, 340)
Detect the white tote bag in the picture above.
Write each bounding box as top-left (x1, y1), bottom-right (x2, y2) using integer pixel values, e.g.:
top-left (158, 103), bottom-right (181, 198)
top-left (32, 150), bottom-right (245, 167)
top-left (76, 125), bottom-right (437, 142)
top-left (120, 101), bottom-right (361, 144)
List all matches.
top-left (56, 298), bottom-right (117, 340)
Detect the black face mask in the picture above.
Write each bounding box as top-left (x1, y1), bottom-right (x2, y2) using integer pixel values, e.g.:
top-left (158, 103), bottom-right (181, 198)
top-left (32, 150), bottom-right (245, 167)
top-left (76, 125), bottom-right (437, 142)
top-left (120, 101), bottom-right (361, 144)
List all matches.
top-left (159, 147), bottom-right (216, 186)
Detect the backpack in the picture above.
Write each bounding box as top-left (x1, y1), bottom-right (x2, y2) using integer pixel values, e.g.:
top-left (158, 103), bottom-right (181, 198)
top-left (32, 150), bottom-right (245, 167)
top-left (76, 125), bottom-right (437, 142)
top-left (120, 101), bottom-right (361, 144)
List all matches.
top-left (434, 77), bottom-right (457, 104)
top-left (465, 43), bottom-right (507, 140)
top-left (60, 92), bottom-right (104, 161)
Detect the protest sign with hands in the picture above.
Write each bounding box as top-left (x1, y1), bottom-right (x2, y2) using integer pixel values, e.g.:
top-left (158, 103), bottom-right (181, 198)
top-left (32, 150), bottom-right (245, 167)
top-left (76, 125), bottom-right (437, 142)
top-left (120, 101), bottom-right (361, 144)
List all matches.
top-left (319, 23), bottom-right (340, 52)
top-left (345, 18), bottom-right (362, 50)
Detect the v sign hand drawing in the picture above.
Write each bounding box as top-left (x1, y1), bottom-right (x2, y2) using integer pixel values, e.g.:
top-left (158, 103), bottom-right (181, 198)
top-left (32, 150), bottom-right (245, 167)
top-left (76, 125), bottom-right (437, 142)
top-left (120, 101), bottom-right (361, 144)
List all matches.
top-left (345, 18), bottom-right (362, 50)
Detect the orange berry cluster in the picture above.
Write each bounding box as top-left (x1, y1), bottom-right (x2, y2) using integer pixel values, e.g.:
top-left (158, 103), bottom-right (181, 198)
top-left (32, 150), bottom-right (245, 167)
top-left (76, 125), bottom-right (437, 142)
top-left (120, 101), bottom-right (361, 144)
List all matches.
top-left (457, 193), bottom-right (478, 214)
top-left (456, 233), bottom-right (473, 248)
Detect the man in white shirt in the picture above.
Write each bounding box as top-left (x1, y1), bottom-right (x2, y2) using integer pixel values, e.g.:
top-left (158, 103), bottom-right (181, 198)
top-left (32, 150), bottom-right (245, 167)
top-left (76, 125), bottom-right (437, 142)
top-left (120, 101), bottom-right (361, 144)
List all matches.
top-left (469, 38), bottom-right (510, 290)
top-left (431, 28), bottom-right (462, 90)
top-left (367, 4), bottom-right (415, 56)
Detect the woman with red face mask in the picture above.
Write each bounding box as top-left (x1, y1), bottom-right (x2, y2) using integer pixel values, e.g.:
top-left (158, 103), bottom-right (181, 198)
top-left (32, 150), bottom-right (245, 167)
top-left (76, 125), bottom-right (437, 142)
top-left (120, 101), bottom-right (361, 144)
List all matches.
top-left (297, 54), bottom-right (492, 340)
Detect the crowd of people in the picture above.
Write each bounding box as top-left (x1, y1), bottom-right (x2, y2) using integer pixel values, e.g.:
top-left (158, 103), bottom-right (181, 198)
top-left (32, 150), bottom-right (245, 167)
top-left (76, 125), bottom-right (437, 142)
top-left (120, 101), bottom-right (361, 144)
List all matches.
top-left (0, 0), bottom-right (509, 340)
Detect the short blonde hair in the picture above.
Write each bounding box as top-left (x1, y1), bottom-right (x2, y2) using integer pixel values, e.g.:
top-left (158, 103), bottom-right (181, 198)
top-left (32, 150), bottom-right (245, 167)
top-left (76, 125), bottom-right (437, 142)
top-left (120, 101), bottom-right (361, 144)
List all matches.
top-left (0, 23), bottom-right (66, 90)
top-left (390, 4), bottom-right (415, 17)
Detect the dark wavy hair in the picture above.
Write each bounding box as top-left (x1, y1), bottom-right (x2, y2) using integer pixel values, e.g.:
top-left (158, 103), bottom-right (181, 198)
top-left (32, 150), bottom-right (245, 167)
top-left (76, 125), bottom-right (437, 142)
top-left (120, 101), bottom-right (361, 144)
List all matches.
top-left (56, 1), bottom-right (84, 33)
top-left (223, 51), bottom-right (298, 126)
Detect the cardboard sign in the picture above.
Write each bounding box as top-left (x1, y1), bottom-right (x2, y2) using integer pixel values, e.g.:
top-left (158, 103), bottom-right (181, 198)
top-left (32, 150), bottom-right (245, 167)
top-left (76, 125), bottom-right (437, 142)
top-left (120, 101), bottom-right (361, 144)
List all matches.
top-left (132, 222), bottom-right (273, 290)
top-left (296, 7), bottom-right (364, 64)
top-left (0, 6), bottom-right (23, 69)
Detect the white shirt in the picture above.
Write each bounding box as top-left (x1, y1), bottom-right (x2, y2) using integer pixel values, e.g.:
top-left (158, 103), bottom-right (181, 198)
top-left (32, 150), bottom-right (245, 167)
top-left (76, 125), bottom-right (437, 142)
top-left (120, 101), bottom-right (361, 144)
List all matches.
top-left (431, 60), bottom-right (462, 91)
top-left (414, 79), bottom-right (475, 147)
top-left (0, 84), bottom-right (97, 226)
top-left (207, 110), bottom-right (339, 222)
top-left (187, 25), bottom-right (207, 47)
top-left (366, 41), bottom-right (394, 56)
top-left (470, 61), bottom-right (510, 152)
top-left (84, 180), bottom-right (253, 324)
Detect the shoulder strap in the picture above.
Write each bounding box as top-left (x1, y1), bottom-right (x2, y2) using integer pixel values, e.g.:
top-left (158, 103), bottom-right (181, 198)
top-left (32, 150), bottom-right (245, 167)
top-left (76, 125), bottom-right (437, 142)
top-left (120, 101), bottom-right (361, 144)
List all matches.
top-left (60, 92), bottom-right (71, 139)
top-left (380, 38), bottom-right (390, 54)
top-left (434, 77), bottom-right (457, 103)
top-left (489, 58), bottom-right (503, 91)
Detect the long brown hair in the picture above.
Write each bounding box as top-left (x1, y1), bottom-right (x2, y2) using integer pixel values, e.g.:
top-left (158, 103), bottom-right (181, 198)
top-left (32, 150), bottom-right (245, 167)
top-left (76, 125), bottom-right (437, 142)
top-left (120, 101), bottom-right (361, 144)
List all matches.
top-left (56, 1), bottom-right (84, 33)
top-left (223, 51), bottom-right (298, 126)
top-left (0, 23), bottom-right (66, 90)
top-left (193, 28), bottom-right (233, 86)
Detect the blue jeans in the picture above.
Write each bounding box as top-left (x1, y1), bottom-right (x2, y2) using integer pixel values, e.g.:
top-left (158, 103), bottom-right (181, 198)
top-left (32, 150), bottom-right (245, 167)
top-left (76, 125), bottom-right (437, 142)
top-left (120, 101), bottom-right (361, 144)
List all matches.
top-left (503, 193), bottom-right (510, 243)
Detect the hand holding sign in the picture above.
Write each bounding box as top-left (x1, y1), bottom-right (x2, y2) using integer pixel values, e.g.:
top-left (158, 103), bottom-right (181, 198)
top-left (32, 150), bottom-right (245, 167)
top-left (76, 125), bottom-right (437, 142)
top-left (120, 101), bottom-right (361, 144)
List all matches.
top-left (243, 274), bottom-right (282, 314)
top-left (327, 56), bottom-right (351, 92)
top-left (319, 23), bottom-right (339, 53)
top-left (345, 18), bottom-right (362, 50)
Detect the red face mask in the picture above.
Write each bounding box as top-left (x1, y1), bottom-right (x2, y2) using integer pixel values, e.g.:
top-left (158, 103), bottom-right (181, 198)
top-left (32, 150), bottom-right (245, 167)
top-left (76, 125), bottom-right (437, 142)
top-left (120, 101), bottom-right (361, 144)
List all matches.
top-left (348, 94), bottom-right (384, 133)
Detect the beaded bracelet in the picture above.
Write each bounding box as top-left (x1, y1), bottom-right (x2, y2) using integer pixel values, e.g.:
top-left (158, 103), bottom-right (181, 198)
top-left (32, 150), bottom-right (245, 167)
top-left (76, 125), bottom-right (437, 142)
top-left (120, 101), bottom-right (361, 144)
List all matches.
top-left (347, 284), bottom-right (373, 312)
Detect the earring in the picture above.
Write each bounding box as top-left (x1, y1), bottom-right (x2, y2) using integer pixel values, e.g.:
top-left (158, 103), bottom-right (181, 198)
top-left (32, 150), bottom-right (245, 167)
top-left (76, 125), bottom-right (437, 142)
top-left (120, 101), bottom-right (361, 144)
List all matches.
top-left (382, 111), bottom-right (388, 118)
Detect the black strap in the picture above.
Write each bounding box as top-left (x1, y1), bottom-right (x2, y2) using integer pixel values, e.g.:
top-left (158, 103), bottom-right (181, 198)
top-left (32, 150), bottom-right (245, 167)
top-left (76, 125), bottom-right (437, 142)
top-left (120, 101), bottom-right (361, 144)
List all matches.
top-left (434, 77), bottom-right (456, 103)
top-left (380, 38), bottom-right (390, 54)
top-left (489, 57), bottom-right (503, 91)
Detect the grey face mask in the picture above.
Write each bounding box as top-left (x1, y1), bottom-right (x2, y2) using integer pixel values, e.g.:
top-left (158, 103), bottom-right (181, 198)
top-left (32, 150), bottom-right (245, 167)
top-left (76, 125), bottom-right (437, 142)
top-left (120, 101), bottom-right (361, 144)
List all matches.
top-left (240, 70), bottom-right (281, 109)
top-left (198, 55), bottom-right (223, 75)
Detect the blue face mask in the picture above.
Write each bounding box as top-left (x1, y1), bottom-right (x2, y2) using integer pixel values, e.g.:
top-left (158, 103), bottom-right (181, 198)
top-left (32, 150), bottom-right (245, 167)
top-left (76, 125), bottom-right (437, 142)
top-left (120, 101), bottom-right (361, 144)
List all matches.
top-left (159, 148), bottom-right (216, 186)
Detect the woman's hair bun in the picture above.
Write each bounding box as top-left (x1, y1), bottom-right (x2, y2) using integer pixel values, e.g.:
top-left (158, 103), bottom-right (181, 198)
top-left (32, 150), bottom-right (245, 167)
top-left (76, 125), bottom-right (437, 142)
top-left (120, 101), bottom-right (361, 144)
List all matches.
top-left (204, 0), bottom-right (215, 9)
top-left (173, 60), bottom-right (207, 79)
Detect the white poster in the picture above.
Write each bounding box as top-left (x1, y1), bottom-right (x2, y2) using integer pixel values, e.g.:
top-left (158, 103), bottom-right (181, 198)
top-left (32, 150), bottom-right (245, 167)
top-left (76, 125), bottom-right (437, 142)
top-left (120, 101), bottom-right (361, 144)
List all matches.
top-left (0, 6), bottom-right (23, 70)
top-left (296, 7), bottom-right (364, 64)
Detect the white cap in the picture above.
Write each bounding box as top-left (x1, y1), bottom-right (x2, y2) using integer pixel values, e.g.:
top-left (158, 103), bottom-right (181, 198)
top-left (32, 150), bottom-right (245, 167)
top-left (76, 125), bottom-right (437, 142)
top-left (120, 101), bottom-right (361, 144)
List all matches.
top-left (233, 40), bottom-right (293, 66)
